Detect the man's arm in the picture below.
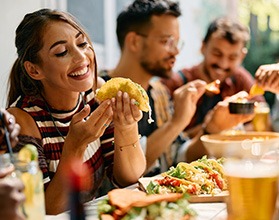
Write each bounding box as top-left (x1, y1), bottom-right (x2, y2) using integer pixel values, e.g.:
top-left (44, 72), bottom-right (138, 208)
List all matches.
top-left (145, 80), bottom-right (206, 169)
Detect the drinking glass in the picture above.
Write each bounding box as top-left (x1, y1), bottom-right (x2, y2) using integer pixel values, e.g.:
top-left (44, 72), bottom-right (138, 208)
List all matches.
top-left (0, 154), bottom-right (26, 218)
top-left (224, 159), bottom-right (279, 220)
top-left (14, 154), bottom-right (46, 220)
top-left (252, 102), bottom-right (270, 131)
top-left (0, 153), bottom-right (12, 170)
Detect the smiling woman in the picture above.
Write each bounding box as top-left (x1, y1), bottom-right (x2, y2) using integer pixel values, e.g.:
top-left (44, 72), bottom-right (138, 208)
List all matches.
top-left (5, 8), bottom-right (146, 215)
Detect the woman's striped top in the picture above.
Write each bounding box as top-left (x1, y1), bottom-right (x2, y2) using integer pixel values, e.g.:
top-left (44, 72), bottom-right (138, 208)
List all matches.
top-left (11, 89), bottom-right (115, 199)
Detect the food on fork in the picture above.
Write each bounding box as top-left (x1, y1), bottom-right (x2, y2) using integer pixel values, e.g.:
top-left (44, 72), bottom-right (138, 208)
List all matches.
top-left (205, 79), bottom-right (221, 94)
top-left (97, 188), bottom-right (197, 220)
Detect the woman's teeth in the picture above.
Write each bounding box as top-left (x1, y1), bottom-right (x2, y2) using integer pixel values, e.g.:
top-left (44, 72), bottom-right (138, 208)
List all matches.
top-left (70, 67), bottom-right (88, 76)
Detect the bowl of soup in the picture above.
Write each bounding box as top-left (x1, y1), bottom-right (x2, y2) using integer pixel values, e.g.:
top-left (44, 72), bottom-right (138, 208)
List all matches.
top-left (200, 131), bottom-right (279, 159)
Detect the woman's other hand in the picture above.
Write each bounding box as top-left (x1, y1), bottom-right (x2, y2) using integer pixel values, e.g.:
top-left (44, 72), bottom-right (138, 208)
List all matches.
top-left (65, 101), bottom-right (113, 155)
top-left (111, 91), bottom-right (142, 130)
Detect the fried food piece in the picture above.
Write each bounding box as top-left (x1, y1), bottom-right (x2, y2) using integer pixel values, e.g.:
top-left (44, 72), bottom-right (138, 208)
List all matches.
top-left (96, 77), bottom-right (150, 112)
top-left (249, 84), bottom-right (264, 96)
top-left (108, 189), bottom-right (184, 215)
top-left (205, 79), bottom-right (221, 94)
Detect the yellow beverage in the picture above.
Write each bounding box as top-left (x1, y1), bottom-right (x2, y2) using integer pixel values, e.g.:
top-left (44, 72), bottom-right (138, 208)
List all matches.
top-left (252, 102), bottom-right (270, 132)
top-left (16, 145), bottom-right (45, 220)
top-left (20, 161), bottom-right (45, 220)
top-left (224, 160), bottom-right (278, 220)
top-left (1, 151), bottom-right (45, 220)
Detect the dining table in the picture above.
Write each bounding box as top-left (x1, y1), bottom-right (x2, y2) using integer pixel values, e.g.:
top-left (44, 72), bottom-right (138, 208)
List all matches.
top-left (45, 184), bottom-right (228, 220)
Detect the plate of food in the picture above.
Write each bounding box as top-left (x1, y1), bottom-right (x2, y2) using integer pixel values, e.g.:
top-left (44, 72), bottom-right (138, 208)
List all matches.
top-left (138, 156), bottom-right (229, 203)
top-left (97, 188), bottom-right (197, 219)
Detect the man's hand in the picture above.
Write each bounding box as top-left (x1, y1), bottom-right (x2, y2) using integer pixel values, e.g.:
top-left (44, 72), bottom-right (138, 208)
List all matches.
top-left (204, 91), bottom-right (254, 133)
top-left (255, 63), bottom-right (279, 94)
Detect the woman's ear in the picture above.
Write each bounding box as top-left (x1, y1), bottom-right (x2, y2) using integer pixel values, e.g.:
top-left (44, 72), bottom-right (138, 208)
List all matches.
top-left (23, 61), bottom-right (44, 80)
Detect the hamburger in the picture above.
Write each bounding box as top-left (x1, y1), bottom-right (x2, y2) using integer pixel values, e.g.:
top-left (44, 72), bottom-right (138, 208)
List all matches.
top-left (97, 188), bottom-right (196, 220)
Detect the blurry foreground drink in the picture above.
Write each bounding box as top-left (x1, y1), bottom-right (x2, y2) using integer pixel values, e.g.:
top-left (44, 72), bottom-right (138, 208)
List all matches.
top-left (224, 160), bottom-right (278, 220)
top-left (252, 102), bottom-right (270, 131)
top-left (16, 144), bottom-right (45, 220)
top-left (0, 151), bottom-right (45, 219)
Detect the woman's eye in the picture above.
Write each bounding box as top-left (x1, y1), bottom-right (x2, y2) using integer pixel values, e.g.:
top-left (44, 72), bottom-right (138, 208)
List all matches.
top-left (55, 50), bottom-right (67, 57)
top-left (79, 42), bottom-right (88, 48)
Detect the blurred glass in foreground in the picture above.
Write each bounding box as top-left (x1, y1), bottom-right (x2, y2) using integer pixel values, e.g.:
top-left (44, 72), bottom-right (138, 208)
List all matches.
top-left (224, 159), bottom-right (278, 220)
top-left (252, 102), bottom-right (270, 132)
top-left (16, 144), bottom-right (45, 220)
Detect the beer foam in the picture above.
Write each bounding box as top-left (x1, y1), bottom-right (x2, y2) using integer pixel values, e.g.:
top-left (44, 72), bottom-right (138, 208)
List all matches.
top-left (224, 160), bottom-right (279, 178)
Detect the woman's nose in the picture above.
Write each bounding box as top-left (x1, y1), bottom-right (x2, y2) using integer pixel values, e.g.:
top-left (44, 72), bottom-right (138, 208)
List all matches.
top-left (72, 48), bottom-right (86, 63)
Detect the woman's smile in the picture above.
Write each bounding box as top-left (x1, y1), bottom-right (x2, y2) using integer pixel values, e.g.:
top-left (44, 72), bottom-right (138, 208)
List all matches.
top-left (68, 65), bottom-right (90, 80)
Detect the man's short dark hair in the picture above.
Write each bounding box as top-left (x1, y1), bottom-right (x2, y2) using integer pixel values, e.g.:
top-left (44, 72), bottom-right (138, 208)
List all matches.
top-left (116, 0), bottom-right (181, 49)
top-left (203, 17), bottom-right (250, 46)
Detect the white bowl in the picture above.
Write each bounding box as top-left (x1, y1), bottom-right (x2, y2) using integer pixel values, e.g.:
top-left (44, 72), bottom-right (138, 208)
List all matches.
top-left (200, 131), bottom-right (279, 159)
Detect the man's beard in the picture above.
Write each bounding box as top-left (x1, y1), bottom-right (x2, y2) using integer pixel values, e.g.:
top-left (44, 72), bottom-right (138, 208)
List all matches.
top-left (140, 59), bottom-right (173, 79)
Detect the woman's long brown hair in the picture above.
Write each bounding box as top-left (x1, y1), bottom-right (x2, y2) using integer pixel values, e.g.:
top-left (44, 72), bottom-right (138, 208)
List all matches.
top-left (7, 8), bottom-right (97, 107)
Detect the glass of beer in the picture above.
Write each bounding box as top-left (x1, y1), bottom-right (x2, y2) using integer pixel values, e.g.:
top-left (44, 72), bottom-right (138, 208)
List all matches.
top-left (252, 102), bottom-right (270, 131)
top-left (224, 159), bottom-right (279, 220)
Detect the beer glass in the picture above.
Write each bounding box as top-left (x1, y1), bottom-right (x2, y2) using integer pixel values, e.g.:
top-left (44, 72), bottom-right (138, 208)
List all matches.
top-left (224, 159), bottom-right (279, 220)
top-left (252, 102), bottom-right (270, 132)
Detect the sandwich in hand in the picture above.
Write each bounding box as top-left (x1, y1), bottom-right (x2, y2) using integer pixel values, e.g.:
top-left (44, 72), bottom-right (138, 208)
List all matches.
top-left (97, 188), bottom-right (196, 220)
top-left (96, 77), bottom-right (154, 123)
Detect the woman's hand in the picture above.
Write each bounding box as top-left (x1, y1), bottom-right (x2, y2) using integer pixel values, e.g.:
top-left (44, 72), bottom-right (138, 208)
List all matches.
top-left (111, 91), bottom-right (142, 130)
top-left (64, 101), bottom-right (113, 155)
top-left (111, 91), bottom-right (146, 185)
